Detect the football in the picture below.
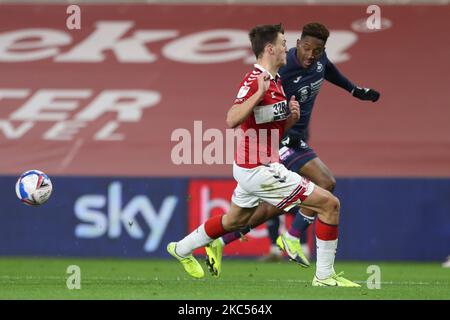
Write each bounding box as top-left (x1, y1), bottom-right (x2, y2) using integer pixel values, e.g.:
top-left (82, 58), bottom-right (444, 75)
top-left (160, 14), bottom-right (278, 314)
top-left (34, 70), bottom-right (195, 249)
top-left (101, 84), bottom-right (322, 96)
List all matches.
top-left (15, 170), bottom-right (53, 206)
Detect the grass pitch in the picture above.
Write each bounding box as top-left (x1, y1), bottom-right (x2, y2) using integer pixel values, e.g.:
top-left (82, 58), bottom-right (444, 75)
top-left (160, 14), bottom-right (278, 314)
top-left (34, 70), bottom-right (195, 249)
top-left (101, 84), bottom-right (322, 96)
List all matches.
top-left (0, 258), bottom-right (448, 300)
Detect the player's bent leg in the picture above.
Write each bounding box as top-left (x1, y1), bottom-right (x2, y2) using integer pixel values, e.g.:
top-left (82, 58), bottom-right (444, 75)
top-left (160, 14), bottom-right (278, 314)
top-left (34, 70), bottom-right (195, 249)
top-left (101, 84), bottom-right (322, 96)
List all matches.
top-left (300, 186), bottom-right (359, 287)
top-left (247, 202), bottom-right (283, 227)
top-left (222, 202), bottom-right (256, 231)
top-left (299, 186), bottom-right (339, 225)
top-left (286, 209), bottom-right (315, 249)
top-left (279, 158), bottom-right (336, 267)
top-left (204, 164), bottom-right (279, 278)
top-left (214, 202), bottom-right (280, 248)
top-left (281, 152), bottom-right (358, 286)
top-left (205, 202), bottom-right (256, 277)
top-left (207, 202), bottom-right (285, 268)
top-left (279, 207), bottom-right (315, 267)
top-left (208, 200), bottom-right (284, 268)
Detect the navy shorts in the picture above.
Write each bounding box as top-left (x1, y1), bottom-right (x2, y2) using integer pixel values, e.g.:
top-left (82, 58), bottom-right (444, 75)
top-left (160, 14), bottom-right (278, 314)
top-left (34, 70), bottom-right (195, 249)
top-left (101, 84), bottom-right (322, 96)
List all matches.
top-left (279, 139), bottom-right (317, 174)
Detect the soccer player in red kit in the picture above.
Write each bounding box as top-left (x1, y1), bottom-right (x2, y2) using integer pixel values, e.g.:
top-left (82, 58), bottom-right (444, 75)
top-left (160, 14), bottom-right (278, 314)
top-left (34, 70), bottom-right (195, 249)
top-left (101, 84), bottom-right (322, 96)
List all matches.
top-left (167, 24), bottom-right (359, 287)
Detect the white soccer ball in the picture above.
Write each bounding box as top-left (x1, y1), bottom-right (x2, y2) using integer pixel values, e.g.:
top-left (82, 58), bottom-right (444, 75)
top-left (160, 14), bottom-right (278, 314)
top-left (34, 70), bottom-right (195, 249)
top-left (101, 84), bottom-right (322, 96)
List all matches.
top-left (15, 170), bottom-right (53, 206)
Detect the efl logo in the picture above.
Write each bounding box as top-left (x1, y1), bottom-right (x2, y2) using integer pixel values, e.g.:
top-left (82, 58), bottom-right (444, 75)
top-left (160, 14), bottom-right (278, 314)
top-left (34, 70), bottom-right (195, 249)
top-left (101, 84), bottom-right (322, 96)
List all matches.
top-left (188, 179), bottom-right (271, 256)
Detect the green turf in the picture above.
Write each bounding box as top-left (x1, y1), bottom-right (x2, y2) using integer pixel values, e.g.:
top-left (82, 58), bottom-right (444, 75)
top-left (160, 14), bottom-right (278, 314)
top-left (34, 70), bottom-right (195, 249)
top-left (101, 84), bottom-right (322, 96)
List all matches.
top-left (0, 258), bottom-right (448, 299)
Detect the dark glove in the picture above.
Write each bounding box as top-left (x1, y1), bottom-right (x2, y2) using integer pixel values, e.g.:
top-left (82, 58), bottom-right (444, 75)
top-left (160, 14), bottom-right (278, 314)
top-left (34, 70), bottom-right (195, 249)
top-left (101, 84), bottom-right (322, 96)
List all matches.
top-left (352, 86), bottom-right (380, 102)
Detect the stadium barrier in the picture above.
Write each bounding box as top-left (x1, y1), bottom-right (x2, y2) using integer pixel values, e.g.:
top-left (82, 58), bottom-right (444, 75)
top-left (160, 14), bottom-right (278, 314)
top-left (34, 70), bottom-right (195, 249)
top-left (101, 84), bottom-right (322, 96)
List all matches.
top-left (1, 176), bottom-right (449, 261)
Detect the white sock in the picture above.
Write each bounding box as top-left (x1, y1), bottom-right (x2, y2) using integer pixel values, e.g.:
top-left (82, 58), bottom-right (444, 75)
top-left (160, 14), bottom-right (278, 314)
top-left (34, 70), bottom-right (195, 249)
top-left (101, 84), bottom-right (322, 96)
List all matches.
top-left (315, 238), bottom-right (338, 279)
top-left (176, 223), bottom-right (212, 257)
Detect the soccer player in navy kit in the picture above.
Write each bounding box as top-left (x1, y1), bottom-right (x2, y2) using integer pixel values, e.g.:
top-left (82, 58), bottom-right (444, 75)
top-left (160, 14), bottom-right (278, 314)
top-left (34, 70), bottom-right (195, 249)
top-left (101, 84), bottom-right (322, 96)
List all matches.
top-left (206, 23), bottom-right (380, 269)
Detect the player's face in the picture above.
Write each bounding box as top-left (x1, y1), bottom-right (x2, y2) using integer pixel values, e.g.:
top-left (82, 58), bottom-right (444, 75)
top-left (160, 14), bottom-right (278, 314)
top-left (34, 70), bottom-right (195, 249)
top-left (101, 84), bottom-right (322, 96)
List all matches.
top-left (297, 35), bottom-right (325, 68)
top-left (269, 33), bottom-right (288, 67)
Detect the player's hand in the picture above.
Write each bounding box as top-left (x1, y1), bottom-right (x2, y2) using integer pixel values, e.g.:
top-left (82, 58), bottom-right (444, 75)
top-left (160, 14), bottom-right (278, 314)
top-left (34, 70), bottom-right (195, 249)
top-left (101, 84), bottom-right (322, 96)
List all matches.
top-left (288, 95), bottom-right (300, 121)
top-left (256, 72), bottom-right (271, 98)
top-left (352, 86), bottom-right (380, 102)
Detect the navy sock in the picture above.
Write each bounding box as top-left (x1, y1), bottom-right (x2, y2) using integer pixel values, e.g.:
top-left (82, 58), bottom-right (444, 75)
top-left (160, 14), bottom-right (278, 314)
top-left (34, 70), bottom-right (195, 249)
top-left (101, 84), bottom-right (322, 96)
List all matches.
top-left (288, 210), bottom-right (315, 238)
top-left (266, 217), bottom-right (280, 245)
top-left (222, 226), bottom-right (251, 245)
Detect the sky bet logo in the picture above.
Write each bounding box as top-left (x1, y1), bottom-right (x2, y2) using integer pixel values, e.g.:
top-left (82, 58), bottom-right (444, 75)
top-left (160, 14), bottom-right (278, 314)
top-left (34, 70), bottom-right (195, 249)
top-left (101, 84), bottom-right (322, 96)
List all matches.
top-left (74, 181), bottom-right (178, 252)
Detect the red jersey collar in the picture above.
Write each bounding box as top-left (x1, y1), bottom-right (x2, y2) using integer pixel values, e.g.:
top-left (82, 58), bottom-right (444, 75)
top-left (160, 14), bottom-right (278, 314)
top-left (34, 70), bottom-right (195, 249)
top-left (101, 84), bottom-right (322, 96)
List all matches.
top-left (254, 64), bottom-right (281, 81)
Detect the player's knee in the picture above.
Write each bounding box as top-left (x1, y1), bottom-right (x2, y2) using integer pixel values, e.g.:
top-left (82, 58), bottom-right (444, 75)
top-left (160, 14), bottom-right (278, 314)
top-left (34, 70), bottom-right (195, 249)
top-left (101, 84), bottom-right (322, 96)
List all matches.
top-left (326, 176), bottom-right (336, 192)
top-left (323, 194), bottom-right (340, 217)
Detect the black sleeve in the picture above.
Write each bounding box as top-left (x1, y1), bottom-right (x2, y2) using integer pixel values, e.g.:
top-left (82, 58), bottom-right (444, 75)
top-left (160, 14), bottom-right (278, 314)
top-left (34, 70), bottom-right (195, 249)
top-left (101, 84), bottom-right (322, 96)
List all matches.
top-left (324, 59), bottom-right (356, 93)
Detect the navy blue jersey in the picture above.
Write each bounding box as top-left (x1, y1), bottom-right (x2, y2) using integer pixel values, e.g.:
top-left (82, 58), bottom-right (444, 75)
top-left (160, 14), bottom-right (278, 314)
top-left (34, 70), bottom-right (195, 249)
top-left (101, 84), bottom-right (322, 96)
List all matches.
top-left (279, 47), bottom-right (355, 141)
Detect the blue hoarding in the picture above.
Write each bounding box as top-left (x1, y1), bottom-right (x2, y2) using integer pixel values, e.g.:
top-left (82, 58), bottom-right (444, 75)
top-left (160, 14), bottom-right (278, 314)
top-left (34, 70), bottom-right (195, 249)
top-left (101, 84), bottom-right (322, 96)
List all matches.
top-left (335, 178), bottom-right (450, 261)
top-left (0, 175), bottom-right (449, 260)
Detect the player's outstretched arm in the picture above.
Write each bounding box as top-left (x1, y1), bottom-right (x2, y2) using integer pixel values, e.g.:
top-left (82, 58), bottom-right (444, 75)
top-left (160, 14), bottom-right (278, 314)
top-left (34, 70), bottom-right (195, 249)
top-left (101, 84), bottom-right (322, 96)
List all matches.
top-left (325, 60), bottom-right (380, 102)
top-left (324, 60), bottom-right (355, 92)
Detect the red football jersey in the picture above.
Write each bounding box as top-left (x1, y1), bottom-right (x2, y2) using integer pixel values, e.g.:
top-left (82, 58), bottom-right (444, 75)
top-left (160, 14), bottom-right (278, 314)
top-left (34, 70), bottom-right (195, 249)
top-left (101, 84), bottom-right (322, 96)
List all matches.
top-left (233, 64), bottom-right (289, 168)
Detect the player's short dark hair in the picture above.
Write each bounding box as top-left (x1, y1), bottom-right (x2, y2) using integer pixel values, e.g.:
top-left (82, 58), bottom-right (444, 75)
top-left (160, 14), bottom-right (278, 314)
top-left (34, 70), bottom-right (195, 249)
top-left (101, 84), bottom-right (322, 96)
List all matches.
top-left (249, 23), bottom-right (284, 58)
top-left (301, 23), bottom-right (330, 43)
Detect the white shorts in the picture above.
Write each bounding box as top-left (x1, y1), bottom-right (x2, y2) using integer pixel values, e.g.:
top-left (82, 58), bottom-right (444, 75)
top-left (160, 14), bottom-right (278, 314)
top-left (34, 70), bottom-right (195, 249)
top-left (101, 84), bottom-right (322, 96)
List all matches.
top-left (231, 162), bottom-right (315, 212)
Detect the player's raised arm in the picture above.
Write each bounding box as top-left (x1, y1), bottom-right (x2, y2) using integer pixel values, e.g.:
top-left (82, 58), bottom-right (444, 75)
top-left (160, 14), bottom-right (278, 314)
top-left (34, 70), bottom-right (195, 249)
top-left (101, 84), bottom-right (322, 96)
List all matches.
top-left (226, 72), bottom-right (270, 128)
